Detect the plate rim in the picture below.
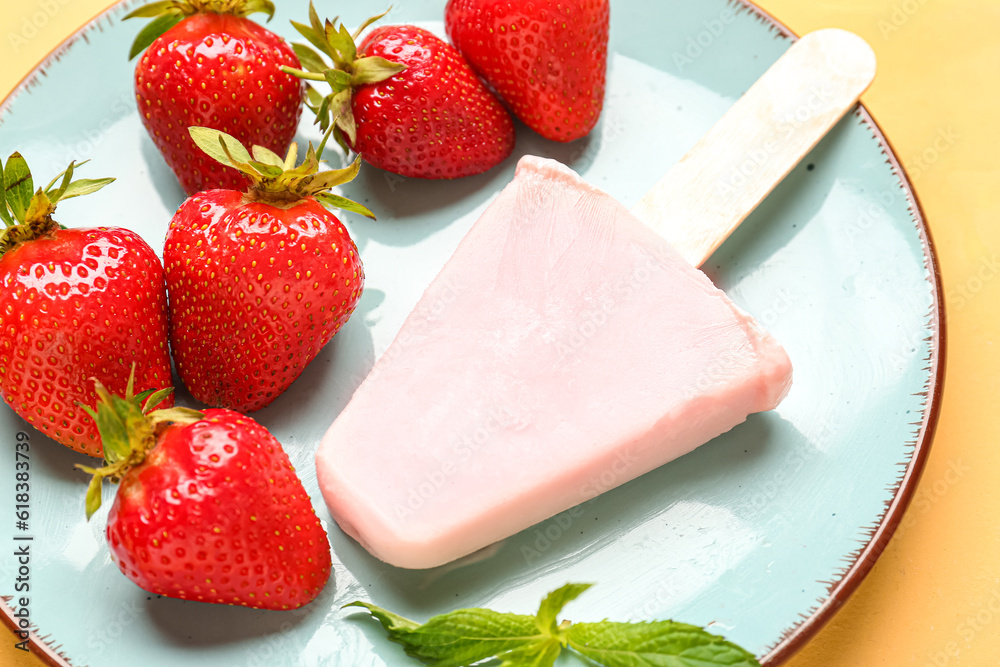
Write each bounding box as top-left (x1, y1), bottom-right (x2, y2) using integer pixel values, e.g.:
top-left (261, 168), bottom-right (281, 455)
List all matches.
top-left (0, 1), bottom-right (945, 665)
top-left (721, 3), bottom-right (945, 663)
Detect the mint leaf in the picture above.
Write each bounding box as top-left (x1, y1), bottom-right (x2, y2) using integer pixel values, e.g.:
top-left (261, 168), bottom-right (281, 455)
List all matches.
top-left (344, 600), bottom-right (420, 634)
top-left (498, 637), bottom-right (563, 667)
top-left (349, 584), bottom-right (760, 667)
top-left (346, 602), bottom-right (546, 667)
top-left (413, 609), bottom-right (546, 667)
top-left (568, 620), bottom-right (761, 667)
top-left (535, 582), bottom-right (592, 634)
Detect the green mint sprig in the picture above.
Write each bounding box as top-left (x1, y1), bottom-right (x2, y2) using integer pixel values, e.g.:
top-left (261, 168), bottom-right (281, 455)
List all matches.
top-left (345, 583), bottom-right (761, 667)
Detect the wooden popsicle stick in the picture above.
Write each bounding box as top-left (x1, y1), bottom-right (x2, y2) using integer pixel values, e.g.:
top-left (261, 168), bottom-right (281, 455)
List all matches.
top-left (630, 29), bottom-right (877, 268)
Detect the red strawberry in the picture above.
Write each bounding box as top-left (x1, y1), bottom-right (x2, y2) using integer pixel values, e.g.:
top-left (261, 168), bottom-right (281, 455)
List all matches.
top-left (126, 0), bottom-right (304, 195)
top-left (79, 378), bottom-right (332, 610)
top-left (0, 153), bottom-right (173, 457)
top-left (284, 5), bottom-right (514, 178)
top-left (164, 128), bottom-right (371, 412)
top-left (445, 0), bottom-right (611, 142)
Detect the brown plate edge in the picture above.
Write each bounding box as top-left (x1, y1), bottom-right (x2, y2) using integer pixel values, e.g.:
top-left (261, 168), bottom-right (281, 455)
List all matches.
top-left (0, 0), bottom-right (139, 119)
top-left (761, 105), bottom-right (945, 664)
top-left (724, 0), bottom-right (946, 664)
top-left (1, 597), bottom-right (77, 667)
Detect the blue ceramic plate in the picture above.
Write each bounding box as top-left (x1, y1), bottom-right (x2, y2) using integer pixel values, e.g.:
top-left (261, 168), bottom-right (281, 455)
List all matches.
top-left (0, 1), bottom-right (942, 665)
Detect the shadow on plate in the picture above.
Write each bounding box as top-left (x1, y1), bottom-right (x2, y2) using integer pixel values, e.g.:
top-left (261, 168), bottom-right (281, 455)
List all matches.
top-left (30, 423), bottom-right (100, 485)
top-left (139, 134), bottom-right (187, 214)
top-left (328, 412), bottom-right (807, 613)
top-left (322, 119), bottom-right (599, 254)
top-left (250, 289), bottom-right (380, 445)
top-left (143, 570), bottom-right (336, 649)
top-left (701, 117), bottom-right (852, 285)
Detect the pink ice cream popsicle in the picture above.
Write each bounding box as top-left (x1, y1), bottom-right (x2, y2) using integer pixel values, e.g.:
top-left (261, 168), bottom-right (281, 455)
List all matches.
top-left (315, 30), bottom-right (876, 569)
top-left (318, 156), bottom-right (791, 569)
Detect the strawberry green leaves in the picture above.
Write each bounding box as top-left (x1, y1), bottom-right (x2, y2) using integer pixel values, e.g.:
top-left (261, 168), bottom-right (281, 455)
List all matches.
top-left (188, 127), bottom-right (375, 218)
top-left (1, 153), bottom-right (113, 225)
top-left (122, 0), bottom-right (188, 19)
top-left (350, 56), bottom-right (406, 85)
top-left (126, 12), bottom-right (184, 60)
top-left (77, 366), bottom-right (200, 519)
top-left (124, 2), bottom-right (198, 61)
top-left (290, 1), bottom-right (334, 60)
top-left (124, 0), bottom-right (276, 60)
top-left (3, 153), bottom-right (32, 223)
top-left (251, 145), bottom-right (285, 169)
top-left (346, 583), bottom-right (761, 667)
top-left (237, 0), bottom-right (275, 21)
top-left (0, 164), bottom-right (8, 227)
top-left (57, 178), bottom-right (118, 200)
top-left (41, 160), bottom-right (115, 204)
top-left (283, 3), bottom-right (405, 151)
top-left (312, 193), bottom-right (374, 219)
top-left (189, 126), bottom-right (253, 165)
top-left (0, 153), bottom-right (114, 257)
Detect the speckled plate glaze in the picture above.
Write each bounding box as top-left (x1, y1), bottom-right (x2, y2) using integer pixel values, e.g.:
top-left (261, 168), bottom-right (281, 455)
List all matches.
top-left (0, 1), bottom-right (943, 665)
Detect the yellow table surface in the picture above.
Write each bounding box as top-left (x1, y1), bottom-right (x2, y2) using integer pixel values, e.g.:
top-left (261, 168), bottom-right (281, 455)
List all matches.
top-left (0, 1), bottom-right (995, 665)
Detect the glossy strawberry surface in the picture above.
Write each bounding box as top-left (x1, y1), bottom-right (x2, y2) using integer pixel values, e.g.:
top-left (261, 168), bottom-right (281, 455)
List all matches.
top-left (0, 228), bottom-right (173, 456)
top-left (352, 25), bottom-right (515, 178)
top-left (135, 13), bottom-right (303, 195)
top-left (445, 0), bottom-right (610, 142)
top-left (106, 408), bottom-right (332, 610)
top-left (164, 189), bottom-right (364, 412)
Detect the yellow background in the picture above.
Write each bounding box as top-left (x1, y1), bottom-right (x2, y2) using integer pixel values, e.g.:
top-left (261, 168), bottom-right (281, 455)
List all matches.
top-left (0, 0), bottom-right (995, 665)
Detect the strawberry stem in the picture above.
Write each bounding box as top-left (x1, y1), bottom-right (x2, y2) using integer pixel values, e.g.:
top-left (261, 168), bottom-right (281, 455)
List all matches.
top-left (187, 127), bottom-right (376, 219)
top-left (285, 3), bottom-right (406, 150)
top-left (0, 153), bottom-right (113, 258)
top-left (316, 121), bottom-right (338, 160)
top-left (283, 68), bottom-right (326, 82)
top-left (124, 0), bottom-right (276, 60)
top-left (77, 365), bottom-right (202, 519)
